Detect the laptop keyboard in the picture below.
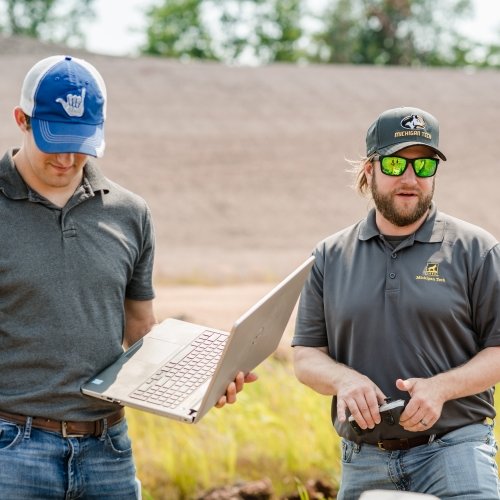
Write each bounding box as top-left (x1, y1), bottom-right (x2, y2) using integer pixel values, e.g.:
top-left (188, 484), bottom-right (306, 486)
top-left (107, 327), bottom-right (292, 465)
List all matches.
top-left (129, 330), bottom-right (228, 409)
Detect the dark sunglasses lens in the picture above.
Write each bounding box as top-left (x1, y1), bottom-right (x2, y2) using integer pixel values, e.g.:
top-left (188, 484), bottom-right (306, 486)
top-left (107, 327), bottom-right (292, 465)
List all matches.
top-left (380, 157), bottom-right (407, 176)
top-left (413, 158), bottom-right (438, 177)
top-left (380, 157), bottom-right (439, 177)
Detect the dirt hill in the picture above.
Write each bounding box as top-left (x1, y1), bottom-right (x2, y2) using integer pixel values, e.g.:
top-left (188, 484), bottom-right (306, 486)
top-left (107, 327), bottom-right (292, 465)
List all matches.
top-left (2, 35), bottom-right (500, 285)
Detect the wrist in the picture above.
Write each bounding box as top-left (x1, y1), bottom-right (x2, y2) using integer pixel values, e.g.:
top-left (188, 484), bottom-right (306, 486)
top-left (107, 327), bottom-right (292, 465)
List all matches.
top-left (430, 372), bottom-right (455, 402)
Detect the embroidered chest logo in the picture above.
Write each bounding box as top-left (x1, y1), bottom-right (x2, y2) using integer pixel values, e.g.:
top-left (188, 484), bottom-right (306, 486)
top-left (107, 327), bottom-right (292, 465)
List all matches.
top-left (424, 263), bottom-right (439, 276)
top-left (415, 262), bottom-right (446, 283)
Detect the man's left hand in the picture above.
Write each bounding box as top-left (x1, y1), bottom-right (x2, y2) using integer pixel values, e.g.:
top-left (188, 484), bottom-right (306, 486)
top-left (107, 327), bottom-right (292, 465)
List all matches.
top-left (215, 371), bottom-right (259, 408)
top-left (396, 377), bottom-right (445, 431)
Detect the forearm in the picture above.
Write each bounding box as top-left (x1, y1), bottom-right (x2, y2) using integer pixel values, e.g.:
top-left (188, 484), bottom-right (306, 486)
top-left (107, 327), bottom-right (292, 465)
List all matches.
top-left (293, 346), bottom-right (354, 396)
top-left (293, 345), bottom-right (387, 427)
top-left (123, 298), bottom-right (157, 348)
top-left (432, 346), bottom-right (500, 402)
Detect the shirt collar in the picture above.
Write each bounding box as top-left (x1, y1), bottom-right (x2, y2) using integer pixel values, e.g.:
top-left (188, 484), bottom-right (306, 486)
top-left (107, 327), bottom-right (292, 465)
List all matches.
top-left (0, 148), bottom-right (110, 200)
top-left (0, 150), bottom-right (29, 200)
top-left (358, 202), bottom-right (445, 243)
top-left (82, 160), bottom-right (111, 195)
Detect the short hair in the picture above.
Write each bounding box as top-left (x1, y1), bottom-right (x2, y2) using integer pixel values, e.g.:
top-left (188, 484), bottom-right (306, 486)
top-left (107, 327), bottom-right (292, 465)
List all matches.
top-left (24, 112), bottom-right (31, 130)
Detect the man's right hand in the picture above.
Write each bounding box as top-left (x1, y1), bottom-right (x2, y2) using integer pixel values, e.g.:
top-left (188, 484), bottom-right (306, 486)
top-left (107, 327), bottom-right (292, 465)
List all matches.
top-left (293, 346), bottom-right (386, 431)
top-left (336, 369), bottom-right (386, 431)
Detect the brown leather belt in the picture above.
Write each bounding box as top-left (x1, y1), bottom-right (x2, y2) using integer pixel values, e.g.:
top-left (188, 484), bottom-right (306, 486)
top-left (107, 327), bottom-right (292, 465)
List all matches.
top-left (377, 433), bottom-right (444, 451)
top-left (0, 408), bottom-right (125, 438)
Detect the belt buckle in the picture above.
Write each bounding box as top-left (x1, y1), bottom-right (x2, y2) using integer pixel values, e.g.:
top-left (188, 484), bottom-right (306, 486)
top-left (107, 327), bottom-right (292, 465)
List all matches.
top-left (377, 441), bottom-right (386, 450)
top-left (61, 421), bottom-right (85, 438)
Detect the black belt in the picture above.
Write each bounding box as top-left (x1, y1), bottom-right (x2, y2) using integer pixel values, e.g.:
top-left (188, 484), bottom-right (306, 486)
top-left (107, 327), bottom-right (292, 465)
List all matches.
top-left (377, 433), bottom-right (444, 451)
top-left (0, 408), bottom-right (125, 438)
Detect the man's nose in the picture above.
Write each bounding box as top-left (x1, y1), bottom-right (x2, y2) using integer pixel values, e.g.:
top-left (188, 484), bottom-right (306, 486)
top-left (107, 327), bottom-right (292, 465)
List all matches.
top-left (55, 153), bottom-right (75, 166)
top-left (401, 160), bottom-right (418, 182)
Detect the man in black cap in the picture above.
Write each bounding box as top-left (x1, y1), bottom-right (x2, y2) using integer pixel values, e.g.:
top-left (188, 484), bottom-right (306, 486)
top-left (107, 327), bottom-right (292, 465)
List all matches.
top-left (292, 107), bottom-right (500, 499)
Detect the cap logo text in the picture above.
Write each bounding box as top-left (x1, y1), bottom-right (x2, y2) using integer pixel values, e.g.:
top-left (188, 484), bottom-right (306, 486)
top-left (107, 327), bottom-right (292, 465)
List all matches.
top-left (56, 87), bottom-right (86, 118)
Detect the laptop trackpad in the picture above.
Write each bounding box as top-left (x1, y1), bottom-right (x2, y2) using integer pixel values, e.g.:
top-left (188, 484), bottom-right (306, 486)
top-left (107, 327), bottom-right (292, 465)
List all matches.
top-left (128, 338), bottom-right (181, 364)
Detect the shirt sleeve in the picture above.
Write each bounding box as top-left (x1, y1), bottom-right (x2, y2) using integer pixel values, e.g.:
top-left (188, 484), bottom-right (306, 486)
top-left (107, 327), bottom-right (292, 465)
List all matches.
top-left (126, 204), bottom-right (156, 301)
top-left (291, 244), bottom-right (329, 347)
top-left (471, 243), bottom-right (500, 348)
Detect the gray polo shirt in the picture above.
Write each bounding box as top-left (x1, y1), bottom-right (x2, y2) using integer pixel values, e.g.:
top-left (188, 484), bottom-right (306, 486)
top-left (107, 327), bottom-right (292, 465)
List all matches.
top-left (293, 204), bottom-right (500, 444)
top-left (0, 149), bottom-right (155, 421)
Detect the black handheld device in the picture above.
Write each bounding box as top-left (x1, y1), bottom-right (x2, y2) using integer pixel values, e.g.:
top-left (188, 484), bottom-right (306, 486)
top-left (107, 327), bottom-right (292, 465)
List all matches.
top-left (348, 398), bottom-right (406, 435)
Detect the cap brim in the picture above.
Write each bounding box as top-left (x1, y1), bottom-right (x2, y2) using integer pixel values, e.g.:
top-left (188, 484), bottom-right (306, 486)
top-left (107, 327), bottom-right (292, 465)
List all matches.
top-left (378, 141), bottom-right (447, 161)
top-left (31, 118), bottom-right (105, 158)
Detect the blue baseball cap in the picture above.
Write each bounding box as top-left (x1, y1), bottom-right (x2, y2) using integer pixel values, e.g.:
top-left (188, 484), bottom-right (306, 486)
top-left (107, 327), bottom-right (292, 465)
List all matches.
top-left (20, 55), bottom-right (106, 158)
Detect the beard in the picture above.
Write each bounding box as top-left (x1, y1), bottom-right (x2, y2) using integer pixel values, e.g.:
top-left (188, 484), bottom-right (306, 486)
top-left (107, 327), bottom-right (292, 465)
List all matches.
top-left (371, 173), bottom-right (434, 228)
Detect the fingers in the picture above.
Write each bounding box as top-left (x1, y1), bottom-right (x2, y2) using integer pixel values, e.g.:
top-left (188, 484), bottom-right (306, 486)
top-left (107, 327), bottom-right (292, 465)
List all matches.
top-left (342, 396), bottom-right (382, 430)
top-left (215, 383), bottom-right (233, 408)
top-left (400, 413), bottom-right (436, 431)
top-left (244, 372), bottom-right (259, 383)
top-left (336, 373), bottom-right (386, 430)
top-left (215, 395), bottom-right (227, 408)
top-left (399, 405), bottom-right (438, 431)
top-left (398, 380), bottom-right (441, 431)
top-left (215, 371), bottom-right (257, 409)
top-left (338, 390), bottom-right (385, 430)
top-left (395, 378), bottom-right (411, 392)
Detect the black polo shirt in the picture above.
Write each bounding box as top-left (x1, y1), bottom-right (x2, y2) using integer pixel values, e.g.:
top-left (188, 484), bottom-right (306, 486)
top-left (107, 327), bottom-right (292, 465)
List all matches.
top-left (293, 204), bottom-right (500, 443)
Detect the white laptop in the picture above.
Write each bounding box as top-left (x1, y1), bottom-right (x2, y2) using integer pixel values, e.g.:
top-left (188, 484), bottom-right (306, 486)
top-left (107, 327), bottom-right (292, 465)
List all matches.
top-left (82, 256), bottom-right (315, 423)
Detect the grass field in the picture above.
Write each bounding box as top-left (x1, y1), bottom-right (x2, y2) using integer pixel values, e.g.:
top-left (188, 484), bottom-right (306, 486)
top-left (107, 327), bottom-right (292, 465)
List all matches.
top-left (128, 356), bottom-right (339, 499)
top-left (128, 356), bottom-right (499, 499)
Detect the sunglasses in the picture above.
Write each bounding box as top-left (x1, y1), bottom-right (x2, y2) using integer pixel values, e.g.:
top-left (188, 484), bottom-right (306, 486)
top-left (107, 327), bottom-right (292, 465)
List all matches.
top-left (375, 155), bottom-right (439, 178)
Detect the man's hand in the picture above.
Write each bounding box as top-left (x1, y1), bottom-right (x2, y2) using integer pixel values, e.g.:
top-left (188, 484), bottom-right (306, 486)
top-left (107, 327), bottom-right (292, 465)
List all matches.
top-left (215, 371), bottom-right (258, 408)
top-left (337, 370), bottom-right (386, 431)
top-left (396, 377), bottom-right (445, 431)
top-left (398, 347), bottom-right (500, 431)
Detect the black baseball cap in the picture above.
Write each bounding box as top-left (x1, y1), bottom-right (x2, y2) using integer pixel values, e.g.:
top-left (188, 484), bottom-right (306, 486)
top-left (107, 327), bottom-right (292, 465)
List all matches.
top-left (366, 107), bottom-right (447, 161)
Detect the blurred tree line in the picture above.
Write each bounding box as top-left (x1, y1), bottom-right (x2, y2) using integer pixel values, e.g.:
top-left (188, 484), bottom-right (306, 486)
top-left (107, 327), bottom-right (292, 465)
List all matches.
top-left (0, 0), bottom-right (95, 46)
top-left (1, 0), bottom-right (500, 67)
top-left (141, 0), bottom-right (500, 66)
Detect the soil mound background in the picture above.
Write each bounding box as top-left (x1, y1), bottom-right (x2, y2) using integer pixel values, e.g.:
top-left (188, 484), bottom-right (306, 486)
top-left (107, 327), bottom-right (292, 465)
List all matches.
top-left (2, 36), bottom-right (499, 287)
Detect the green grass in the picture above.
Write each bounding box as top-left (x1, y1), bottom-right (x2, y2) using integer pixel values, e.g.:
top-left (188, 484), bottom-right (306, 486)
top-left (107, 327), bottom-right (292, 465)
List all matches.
top-left (127, 357), bottom-right (500, 499)
top-left (128, 356), bottom-right (340, 499)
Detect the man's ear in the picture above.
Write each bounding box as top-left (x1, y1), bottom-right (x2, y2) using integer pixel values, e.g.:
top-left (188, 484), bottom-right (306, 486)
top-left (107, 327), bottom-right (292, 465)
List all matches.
top-left (364, 158), bottom-right (374, 181)
top-left (13, 107), bottom-right (30, 131)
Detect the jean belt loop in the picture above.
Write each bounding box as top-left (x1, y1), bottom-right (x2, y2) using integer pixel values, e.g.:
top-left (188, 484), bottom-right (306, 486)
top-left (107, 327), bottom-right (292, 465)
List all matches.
top-left (99, 417), bottom-right (109, 441)
top-left (23, 416), bottom-right (33, 440)
top-left (353, 442), bottom-right (361, 453)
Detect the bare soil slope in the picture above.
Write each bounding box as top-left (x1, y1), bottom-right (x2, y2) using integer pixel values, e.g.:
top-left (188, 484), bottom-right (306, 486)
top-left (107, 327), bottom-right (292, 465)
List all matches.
top-left (2, 36), bottom-right (500, 289)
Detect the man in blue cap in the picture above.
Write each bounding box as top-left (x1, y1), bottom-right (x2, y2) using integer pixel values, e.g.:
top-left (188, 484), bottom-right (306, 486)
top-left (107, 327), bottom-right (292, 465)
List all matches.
top-left (0, 55), bottom-right (256, 498)
top-left (293, 107), bottom-right (500, 499)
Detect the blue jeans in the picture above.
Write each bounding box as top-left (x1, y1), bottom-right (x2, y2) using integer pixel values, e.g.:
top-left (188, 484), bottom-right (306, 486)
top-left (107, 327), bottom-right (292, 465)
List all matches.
top-left (0, 416), bottom-right (140, 499)
top-left (338, 422), bottom-right (500, 500)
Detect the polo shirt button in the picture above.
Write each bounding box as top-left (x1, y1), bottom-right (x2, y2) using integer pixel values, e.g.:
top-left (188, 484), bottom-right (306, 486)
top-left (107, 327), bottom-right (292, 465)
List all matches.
top-left (391, 253), bottom-right (397, 259)
top-left (389, 272), bottom-right (396, 279)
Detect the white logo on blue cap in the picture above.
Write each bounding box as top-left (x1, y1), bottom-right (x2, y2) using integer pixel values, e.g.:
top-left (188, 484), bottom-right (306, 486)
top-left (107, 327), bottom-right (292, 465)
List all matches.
top-left (56, 87), bottom-right (86, 118)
